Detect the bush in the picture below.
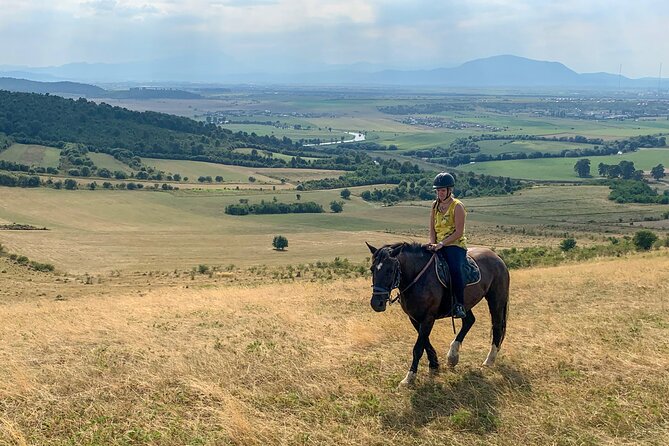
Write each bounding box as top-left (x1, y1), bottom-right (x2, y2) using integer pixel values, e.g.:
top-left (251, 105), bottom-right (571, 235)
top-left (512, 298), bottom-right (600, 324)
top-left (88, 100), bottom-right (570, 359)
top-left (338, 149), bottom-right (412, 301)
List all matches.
top-left (559, 238), bottom-right (577, 251)
top-left (198, 264), bottom-right (210, 274)
top-left (273, 235), bottom-right (288, 251)
top-left (340, 188), bottom-right (351, 200)
top-left (633, 230), bottom-right (658, 251)
top-left (330, 200), bottom-right (344, 213)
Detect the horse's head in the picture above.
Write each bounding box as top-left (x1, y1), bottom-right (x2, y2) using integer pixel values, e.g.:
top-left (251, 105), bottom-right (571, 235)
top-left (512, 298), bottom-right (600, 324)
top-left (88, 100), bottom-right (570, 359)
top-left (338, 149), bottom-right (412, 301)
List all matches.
top-left (366, 242), bottom-right (403, 312)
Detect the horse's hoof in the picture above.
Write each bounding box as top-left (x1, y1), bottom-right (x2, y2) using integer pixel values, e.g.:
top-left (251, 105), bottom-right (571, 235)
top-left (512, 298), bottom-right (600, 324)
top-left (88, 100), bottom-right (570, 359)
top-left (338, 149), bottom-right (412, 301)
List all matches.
top-left (429, 367), bottom-right (440, 377)
top-left (398, 371), bottom-right (416, 387)
top-left (482, 345), bottom-right (499, 368)
top-left (447, 355), bottom-right (459, 368)
top-left (481, 360), bottom-right (495, 368)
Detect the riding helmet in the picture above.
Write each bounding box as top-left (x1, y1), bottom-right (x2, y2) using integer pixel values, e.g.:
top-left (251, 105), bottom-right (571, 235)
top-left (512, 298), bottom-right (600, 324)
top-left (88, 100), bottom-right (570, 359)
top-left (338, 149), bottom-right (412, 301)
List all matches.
top-left (432, 172), bottom-right (455, 189)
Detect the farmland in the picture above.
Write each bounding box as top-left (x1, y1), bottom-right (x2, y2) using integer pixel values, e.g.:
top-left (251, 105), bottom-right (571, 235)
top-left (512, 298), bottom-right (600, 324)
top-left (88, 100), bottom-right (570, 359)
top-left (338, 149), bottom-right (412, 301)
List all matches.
top-left (458, 148), bottom-right (669, 181)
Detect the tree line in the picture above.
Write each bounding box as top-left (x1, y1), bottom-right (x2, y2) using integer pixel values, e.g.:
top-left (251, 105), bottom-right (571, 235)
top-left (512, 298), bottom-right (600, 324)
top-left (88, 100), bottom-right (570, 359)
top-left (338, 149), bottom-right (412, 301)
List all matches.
top-left (225, 201), bottom-right (324, 215)
top-left (359, 173), bottom-right (522, 205)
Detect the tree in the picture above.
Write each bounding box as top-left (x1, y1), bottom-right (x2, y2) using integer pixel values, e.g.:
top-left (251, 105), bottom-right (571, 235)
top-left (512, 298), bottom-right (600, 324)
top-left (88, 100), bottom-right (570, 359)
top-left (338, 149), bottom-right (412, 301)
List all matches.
top-left (651, 164), bottom-right (666, 181)
top-left (559, 237), bottom-right (577, 251)
top-left (330, 200), bottom-right (344, 213)
top-left (573, 159), bottom-right (591, 178)
top-left (340, 188), bottom-right (351, 200)
top-left (633, 230), bottom-right (658, 251)
top-left (248, 176), bottom-right (256, 183)
top-left (63, 179), bottom-right (78, 190)
top-left (619, 160), bottom-right (636, 180)
top-left (272, 235), bottom-right (288, 251)
top-left (215, 175), bottom-right (224, 182)
top-left (598, 162), bottom-right (608, 177)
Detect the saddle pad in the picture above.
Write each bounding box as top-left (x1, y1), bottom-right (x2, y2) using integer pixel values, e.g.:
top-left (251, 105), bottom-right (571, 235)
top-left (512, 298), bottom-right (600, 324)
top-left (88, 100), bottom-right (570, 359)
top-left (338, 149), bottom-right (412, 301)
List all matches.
top-left (436, 254), bottom-right (481, 288)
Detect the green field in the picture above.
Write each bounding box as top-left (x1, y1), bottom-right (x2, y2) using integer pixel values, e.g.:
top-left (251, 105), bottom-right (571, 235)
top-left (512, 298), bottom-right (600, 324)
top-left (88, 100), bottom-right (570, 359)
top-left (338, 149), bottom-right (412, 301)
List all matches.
top-left (477, 139), bottom-right (596, 156)
top-left (458, 148), bottom-right (669, 181)
top-left (232, 147), bottom-right (322, 162)
top-left (88, 152), bottom-right (135, 173)
top-left (0, 143), bottom-right (61, 168)
top-left (221, 123), bottom-right (350, 142)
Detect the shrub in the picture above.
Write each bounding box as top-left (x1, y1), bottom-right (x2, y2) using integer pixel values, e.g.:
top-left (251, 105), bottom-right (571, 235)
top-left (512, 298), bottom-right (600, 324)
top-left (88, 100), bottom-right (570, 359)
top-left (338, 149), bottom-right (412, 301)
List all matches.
top-left (559, 238), bottom-right (577, 251)
top-left (633, 230), bottom-right (658, 251)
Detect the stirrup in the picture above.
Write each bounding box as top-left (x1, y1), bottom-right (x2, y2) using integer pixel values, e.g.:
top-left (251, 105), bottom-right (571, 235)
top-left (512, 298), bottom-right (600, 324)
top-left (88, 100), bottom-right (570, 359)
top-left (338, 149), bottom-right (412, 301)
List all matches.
top-left (453, 304), bottom-right (466, 319)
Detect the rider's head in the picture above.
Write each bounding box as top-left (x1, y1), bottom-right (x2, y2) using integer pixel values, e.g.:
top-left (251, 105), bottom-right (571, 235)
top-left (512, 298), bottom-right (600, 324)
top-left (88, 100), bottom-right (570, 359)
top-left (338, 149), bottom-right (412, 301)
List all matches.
top-left (433, 172), bottom-right (455, 200)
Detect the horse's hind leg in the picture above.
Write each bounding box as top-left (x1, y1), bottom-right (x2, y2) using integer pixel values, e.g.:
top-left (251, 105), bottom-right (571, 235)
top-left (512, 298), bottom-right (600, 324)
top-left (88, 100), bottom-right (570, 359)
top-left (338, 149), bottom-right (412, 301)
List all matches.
top-left (447, 310), bottom-right (476, 367)
top-left (483, 278), bottom-right (510, 367)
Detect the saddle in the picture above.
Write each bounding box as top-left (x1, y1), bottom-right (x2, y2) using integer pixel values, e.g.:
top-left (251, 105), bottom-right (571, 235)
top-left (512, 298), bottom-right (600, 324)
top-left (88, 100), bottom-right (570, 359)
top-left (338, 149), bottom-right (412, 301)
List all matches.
top-left (435, 253), bottom-right (481, 288)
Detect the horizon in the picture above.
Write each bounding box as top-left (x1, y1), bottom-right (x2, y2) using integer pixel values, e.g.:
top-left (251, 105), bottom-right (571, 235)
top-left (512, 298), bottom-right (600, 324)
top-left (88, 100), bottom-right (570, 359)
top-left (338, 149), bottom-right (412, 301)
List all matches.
top-left (0, 1), bottom-right (668, 79)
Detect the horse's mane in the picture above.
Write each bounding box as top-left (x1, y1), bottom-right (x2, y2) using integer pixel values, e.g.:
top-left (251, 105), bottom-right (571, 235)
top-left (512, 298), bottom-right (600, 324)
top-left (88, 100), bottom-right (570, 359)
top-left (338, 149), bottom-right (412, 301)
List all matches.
top-left (380, 242), bottom-right (428, 256)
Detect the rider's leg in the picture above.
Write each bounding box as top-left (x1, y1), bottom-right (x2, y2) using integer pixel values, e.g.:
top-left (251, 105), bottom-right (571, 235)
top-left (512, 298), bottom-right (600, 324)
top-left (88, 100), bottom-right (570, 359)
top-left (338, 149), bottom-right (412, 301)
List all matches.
top-left (444, 246), bottom-right (467, 318)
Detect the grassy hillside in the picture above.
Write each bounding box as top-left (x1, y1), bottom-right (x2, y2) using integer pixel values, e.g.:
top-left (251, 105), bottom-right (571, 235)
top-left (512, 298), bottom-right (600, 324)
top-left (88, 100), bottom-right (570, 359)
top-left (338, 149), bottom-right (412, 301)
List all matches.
top-left (0, 143), bottom-right (61, 168)
top-left (0, 185), bottom-right (666, 274)
top-left (1, 252), bottom-right (668, 444)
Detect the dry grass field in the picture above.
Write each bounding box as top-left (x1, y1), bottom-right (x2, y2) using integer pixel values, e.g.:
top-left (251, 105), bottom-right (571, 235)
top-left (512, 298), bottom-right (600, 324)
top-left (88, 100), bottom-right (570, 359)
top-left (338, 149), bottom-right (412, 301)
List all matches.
top-left (0, 251), bottom-right (668, 445)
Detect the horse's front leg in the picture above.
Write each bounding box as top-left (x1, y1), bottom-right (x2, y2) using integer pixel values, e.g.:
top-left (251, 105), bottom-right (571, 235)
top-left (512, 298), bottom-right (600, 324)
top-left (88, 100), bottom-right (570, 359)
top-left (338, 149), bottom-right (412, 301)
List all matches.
top-left (410, 318), bottom-right (439, 375)
top-left (400, 317), bottom-right (436, 387)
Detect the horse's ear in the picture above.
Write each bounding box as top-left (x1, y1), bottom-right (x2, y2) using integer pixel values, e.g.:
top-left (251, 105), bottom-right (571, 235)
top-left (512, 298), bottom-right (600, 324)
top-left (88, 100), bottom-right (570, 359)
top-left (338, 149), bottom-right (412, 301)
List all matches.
top-left (365, 242), bottom-right (377, 255)
top-left (389, 243), bottom-right (405, 257)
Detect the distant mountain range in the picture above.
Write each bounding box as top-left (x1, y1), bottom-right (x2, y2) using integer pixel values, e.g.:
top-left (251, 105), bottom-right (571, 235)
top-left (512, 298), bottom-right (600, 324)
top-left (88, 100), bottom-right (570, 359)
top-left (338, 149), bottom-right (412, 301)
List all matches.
top-left (0, 77), bottom-right (202, 99)
top-left (0, 55), bottom-right (663, 89)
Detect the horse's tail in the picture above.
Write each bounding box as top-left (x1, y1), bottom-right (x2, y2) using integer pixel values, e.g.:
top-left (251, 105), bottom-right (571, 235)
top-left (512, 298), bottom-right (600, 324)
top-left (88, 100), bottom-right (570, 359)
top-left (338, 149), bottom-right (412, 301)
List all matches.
top-left (486, 265), bottom-right (510, 349)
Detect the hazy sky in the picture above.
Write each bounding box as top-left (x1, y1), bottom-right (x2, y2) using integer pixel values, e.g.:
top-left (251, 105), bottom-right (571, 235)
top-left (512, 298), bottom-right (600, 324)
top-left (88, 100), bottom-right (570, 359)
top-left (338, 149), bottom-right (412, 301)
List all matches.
top-left (1, 0), bottom-right (667, 77)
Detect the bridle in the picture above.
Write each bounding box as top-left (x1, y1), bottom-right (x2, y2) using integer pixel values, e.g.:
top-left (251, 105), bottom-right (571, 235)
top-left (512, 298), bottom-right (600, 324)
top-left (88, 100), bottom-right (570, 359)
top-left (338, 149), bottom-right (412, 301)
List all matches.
top-left (371, 252), bottom-right (437, 305)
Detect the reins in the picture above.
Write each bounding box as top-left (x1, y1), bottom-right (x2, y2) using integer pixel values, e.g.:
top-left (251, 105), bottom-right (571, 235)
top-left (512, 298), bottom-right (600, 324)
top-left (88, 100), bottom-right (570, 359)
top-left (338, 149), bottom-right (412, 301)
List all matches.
top-left (373, 252), bottom-right (436, 305)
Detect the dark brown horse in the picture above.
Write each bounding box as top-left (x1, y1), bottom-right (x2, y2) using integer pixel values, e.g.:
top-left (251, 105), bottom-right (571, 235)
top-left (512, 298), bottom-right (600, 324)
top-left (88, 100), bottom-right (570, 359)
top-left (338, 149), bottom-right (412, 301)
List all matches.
top-left (366, 242), bottom-right (509, 386)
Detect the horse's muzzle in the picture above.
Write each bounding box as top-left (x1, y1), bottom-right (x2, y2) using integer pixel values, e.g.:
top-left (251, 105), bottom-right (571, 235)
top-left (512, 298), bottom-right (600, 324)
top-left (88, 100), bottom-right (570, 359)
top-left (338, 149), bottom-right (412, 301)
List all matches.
top-left (370, 295), bottom-right (387, 312)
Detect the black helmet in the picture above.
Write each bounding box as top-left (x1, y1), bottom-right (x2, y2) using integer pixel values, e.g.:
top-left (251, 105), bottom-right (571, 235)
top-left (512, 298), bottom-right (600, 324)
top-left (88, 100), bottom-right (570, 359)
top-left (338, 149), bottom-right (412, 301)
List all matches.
top-left (432, 172), bottom-right (455, 189)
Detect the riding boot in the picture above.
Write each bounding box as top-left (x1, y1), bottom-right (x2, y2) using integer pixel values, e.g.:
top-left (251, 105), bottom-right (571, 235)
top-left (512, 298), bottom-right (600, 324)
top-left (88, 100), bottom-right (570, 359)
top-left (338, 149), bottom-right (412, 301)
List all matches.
top-left (453, 304), bottom-right (466, 319)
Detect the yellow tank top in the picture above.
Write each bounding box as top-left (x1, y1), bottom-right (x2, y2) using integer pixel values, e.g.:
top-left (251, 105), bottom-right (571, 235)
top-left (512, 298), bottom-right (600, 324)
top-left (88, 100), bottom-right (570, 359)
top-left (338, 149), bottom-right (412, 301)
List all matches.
top-left (434, 198), bottom-right (467, 249)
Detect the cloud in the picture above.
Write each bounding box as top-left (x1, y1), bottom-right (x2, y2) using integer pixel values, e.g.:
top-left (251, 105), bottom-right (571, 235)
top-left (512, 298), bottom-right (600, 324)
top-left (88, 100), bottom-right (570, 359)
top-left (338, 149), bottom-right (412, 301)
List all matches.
top-left (0, 0), bottom-right (668, 77)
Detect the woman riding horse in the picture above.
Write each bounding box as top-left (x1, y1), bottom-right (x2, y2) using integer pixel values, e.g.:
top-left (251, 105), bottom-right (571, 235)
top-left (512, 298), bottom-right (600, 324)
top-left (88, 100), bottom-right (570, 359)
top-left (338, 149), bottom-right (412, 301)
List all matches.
top-left (427, 172), bottom-right (467, 319)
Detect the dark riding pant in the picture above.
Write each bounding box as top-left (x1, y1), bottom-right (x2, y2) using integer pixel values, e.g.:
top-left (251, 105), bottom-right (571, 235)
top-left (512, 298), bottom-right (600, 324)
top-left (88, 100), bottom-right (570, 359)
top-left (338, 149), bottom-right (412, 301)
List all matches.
top-left (439, 246), bottom-right (466, 307)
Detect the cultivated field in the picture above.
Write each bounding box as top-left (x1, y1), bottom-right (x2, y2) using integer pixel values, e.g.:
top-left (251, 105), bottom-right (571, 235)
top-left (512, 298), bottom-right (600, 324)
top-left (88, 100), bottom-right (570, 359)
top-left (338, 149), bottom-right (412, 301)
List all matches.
top-left (1, 251), bottom-right (668, 445)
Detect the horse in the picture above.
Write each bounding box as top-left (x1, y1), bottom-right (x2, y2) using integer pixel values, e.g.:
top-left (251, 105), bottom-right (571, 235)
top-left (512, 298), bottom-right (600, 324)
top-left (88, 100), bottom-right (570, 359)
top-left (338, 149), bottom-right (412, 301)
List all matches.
top-left (366, 242), bottom-right (509, 386)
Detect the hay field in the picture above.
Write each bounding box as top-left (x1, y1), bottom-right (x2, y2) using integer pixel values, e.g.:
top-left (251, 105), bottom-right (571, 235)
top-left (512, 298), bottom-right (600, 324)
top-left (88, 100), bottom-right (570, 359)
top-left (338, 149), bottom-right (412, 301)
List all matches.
top-left (140, 158), bottom-right (280, 184)
top-left (1, 251), bottom-right (668, 445)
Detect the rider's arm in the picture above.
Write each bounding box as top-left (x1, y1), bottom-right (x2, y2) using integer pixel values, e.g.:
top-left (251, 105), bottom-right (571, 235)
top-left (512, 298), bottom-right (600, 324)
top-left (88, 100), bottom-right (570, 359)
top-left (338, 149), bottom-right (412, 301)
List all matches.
top-left (429, 206), bottom-right (437, 244)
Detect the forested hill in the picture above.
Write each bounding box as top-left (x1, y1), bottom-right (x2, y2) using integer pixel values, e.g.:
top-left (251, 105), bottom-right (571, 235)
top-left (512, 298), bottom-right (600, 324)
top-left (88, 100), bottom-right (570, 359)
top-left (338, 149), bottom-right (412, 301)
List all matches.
top-left (0, 77), bottom-right (106, 95)
top-left (0, 90), bottom-right (296, 167)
